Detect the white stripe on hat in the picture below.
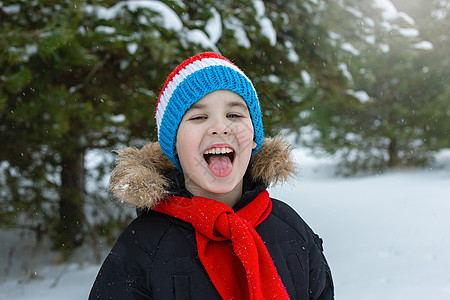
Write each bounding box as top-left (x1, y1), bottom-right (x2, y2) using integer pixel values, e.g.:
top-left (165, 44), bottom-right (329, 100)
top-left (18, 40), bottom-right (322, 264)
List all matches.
top-left (156, 57), bottom-right (254, 132)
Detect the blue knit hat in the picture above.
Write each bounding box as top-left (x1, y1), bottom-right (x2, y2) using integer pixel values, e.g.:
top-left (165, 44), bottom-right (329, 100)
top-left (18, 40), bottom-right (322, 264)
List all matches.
top-left (155, 52), bottom-right (264, 170)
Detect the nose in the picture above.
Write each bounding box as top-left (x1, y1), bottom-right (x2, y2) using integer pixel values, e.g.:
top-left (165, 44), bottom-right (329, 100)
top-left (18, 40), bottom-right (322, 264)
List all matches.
top-left (208, 117), bottom-right (230, 136)
top-left (211, 128), bottom-right (229, 136)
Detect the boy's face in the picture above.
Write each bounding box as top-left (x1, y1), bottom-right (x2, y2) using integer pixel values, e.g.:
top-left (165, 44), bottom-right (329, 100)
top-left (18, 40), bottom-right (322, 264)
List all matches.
top-left (175, 90), bottom-right (257, 199)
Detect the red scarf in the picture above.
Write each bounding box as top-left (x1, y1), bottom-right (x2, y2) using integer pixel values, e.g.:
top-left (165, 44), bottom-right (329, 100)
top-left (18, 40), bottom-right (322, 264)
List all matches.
top-left (153, 190), bottom-right (289, 300)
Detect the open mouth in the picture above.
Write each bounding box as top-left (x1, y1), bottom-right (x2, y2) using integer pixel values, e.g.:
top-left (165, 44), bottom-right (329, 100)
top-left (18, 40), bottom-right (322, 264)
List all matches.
top-left (203, 147), bottom-right (236, 177)
top-left (203, 147), bottom-right (235, 164)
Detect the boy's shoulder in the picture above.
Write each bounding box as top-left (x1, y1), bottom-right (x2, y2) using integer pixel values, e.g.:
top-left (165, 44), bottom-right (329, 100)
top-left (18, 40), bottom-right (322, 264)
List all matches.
top-left (270, 198), bottom-right (306, 226)
top-left (124, 210), bottom-right (193, 239)
top-left (115, 211), bottom-right (194, 254)
top-left (267, 198), bottom-right (319, 245)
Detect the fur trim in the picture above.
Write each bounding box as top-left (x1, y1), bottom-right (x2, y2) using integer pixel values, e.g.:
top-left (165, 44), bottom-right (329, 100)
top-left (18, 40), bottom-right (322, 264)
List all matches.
top-left (109, 137), bottom-right (296, 209)
top-left (249, 136), bottom-right (295, 187)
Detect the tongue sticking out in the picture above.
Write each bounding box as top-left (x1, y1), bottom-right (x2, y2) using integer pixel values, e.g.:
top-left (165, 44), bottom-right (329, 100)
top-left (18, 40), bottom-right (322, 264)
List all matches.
top-left (207, 155), bottom-right (233, 177)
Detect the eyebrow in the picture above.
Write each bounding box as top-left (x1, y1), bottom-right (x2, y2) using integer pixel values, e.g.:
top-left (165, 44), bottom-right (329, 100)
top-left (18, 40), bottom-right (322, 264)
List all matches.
top-left (227, 101), bottom-right (249, 111)
top-left (189, 101), bottom-right (249, 111)
top-left (188, 102), bottom-right (206, 110)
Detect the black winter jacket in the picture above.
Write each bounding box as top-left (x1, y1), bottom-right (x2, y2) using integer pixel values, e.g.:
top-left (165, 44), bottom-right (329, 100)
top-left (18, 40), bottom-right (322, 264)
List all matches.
top-left (89, 138), bottom-right (334, 299)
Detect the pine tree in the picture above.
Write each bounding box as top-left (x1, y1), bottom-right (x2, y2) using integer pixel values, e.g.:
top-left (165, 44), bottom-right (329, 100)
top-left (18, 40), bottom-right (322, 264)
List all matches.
top-left (304, 0), bottom-right (449, 174)
top-left (0, 0), bottom-right (346, 254)
top-left (0, 0), bottom-right (190, 254)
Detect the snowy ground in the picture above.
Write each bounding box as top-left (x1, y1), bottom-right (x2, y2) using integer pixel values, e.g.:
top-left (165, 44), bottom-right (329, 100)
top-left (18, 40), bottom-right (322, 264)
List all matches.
top-left (1, 148), bottom-right (449, 300)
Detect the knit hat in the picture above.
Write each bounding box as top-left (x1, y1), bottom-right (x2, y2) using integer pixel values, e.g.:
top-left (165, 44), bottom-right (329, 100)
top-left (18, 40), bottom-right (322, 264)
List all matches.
top-left (155, 52), bottom-right (264, 170)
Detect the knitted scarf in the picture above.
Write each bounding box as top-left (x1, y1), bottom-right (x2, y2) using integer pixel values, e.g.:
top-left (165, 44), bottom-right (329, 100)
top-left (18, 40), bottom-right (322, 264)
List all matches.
top-left (153, 190), bottom-right (289, 300)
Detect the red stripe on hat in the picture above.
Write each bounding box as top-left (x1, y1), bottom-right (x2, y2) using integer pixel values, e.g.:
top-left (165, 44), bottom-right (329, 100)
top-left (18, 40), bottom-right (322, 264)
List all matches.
top-left (155, 52), bottom-right (234, 115)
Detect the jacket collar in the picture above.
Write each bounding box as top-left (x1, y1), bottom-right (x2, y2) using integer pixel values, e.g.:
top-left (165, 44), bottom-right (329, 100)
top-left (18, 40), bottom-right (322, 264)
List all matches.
top-left (110, 136), bottom-right (296, 210)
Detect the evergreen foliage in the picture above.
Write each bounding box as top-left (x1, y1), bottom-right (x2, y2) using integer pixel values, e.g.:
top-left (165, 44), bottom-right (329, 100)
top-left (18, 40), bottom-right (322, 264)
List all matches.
top-left (0, 0), bottom-right (343, 254)
top-left (304, 0), bottom-right (449, 175)
top-left (0, 0), bottom-right (448, 253)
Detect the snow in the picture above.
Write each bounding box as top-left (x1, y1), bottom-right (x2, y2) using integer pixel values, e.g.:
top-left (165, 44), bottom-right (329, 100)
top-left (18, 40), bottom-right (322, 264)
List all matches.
top-left (397, 27), bottom-right (419, 37)
top-left (285, 40), bottom-right (300, 63)
top-left (253, 0), bottom-right (277, 46)
top-left (432, 5), bottom-right (449, 21)
top-left (345, 5), bottom-right (364, 18)
top-left (379, 43), bottom-right (390, 53)
top-left (84, 0), bottom-right (183, 31)
top-left (126, 42), bottom-right (138, 55)
top-left (365, 35), bottom-right (376, 44)
top-left (205, 7), bottom-right (222, 45)
top-left (301, 70), bottom-right (311, 86)
top-left (414, 41), bottom-right (434, 50)
top-left (346, 89), bottom-right (370, 103)
top-left (338, 63), bottom-right (353, 81)
top-left (1, 148), bottom-right (450, 299)
top-left (224, 17), bottom-right (251, 49)
top-left (94, 25), bottom-right (116, 34)
top-left (110, 114), bottom-right (126, 123)
top-left (373, 0), bottom-right (416, 25)
top-left (371, 0), bottom-right (420, 40)
top-left (1, 264), bottom-right (99, 299)
top-left (180, 7), bottom-right (222, 53)
top-left (1, 4), bottom-right (20, 14)
top-left (184, 29), bottom-right (219, 53)
top-left (25, 45), bottom-right (38, 56)
top-left (363, 17), bottom-right (376, 28)
top-left (270, 148), bottom-right (450, 299)
top-left (341, 42), bottom-right (360, 55)
top-left (397, 12), bottom-right (416, 25)
top-left (372, 0), bottom-right (400, 21)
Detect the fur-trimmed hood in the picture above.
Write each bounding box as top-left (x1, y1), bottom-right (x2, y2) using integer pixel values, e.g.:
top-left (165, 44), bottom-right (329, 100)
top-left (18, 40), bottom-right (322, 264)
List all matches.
top-left (110, 136), bottom-right (296, 209)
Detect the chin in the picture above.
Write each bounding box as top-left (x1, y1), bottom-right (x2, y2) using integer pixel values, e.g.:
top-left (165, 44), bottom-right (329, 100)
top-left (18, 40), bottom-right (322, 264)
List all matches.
top-left (202, 180), bottom-right (239, 194)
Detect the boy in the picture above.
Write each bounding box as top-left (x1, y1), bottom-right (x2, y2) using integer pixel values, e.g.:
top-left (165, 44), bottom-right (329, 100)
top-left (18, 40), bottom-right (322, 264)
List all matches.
top-left (90, 52), bottom-right (334, 299)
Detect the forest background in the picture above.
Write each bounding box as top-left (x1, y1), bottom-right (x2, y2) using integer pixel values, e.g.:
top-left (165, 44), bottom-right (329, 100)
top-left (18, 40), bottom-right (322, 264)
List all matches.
top-left (0, 0), bottom-right (448, 256)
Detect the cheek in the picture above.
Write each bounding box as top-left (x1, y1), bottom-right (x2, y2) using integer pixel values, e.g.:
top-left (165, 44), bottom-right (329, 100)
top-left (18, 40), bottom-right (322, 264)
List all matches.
top-left (236, 121), bottom-right (255, 150)
top-left (176, 135), bottom-right (191, 158)
top-left (176, 126), bottom-right (201, 162)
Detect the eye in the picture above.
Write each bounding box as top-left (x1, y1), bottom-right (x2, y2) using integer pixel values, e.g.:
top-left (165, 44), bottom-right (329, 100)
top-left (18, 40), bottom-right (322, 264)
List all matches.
top-left (189, 115), bottom-right (207, 121)
top-left (227, 113), bottom-right (242, 119)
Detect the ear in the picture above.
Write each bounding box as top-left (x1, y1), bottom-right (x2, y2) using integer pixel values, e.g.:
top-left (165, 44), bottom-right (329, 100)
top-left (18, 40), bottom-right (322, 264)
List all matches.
top-left (252, 141), bottom-right (257, 150)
